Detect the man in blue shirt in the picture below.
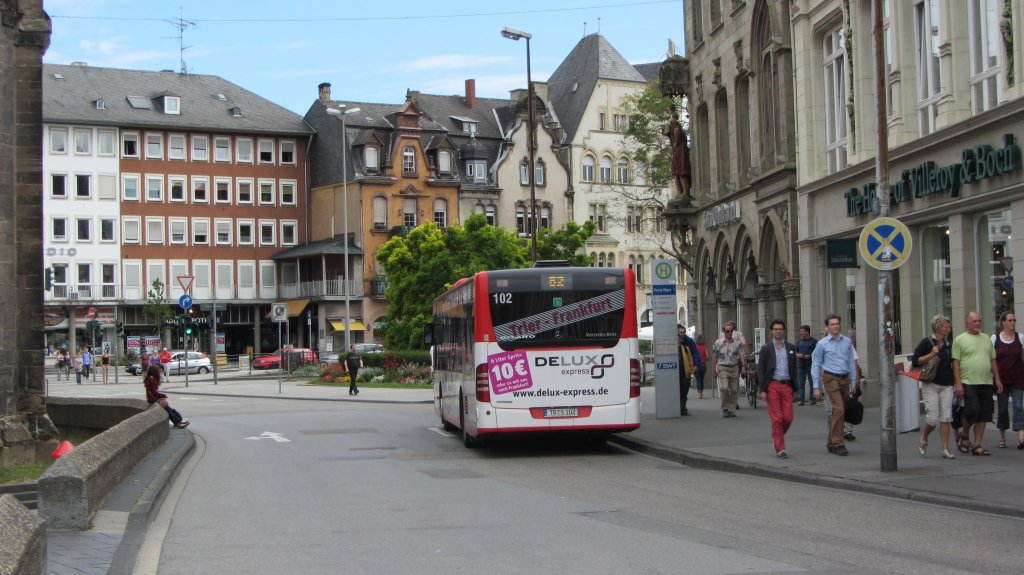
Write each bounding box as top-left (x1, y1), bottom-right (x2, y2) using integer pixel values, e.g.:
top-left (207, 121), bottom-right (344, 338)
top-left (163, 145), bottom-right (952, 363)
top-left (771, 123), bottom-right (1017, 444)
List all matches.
top-left (81, 347), bottom-right (93, 380)
top-left (811, 314), bottom-right (858, 455)
top-left (795, 325), bottom-right (818, 406)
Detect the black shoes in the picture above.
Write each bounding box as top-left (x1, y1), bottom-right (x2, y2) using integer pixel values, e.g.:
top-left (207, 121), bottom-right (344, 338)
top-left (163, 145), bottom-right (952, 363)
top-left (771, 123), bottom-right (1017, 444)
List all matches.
top-left (680, 408), bottom-right (690, 416)
top-left (844, 432), bottom-right (857, 441)
top-left (828, 445), bottom-right (849, 456)
top-left (349, 389), bottom-right (359, 395)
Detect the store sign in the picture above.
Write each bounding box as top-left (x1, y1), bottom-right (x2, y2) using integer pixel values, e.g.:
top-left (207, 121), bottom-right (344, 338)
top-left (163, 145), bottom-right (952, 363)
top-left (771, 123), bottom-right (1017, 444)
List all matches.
top-left (846, 133), bottom-right (1022, 217)
top-left (826, 239), bottom-right (859, 268)
top-left (704, 200), bottom-right (741, 230)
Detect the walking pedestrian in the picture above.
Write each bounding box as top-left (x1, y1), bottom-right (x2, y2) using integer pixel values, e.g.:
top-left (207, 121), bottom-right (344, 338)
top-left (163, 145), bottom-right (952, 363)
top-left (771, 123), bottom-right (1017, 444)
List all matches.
top-left (677, 325), bottom-right (701, 415)
top-left (140, 350), bottom-right (151, 375)
top-left (73, 349), bottom-right (84, 385)
top-left (990, 311), bottom-right (1024, 450)
top-left (159, 347), bottom-right (172, 382)
top-left (694, 334), bottom-right (708, 399)
top-left (81, 347), bottom-right (93, 380)
top-left (795, 325), bottom-right (818, 405)
top-left (711, 321), bottom-right (745, 418)
top-left (911, 314), bottom-right (956, 459)
top-left (143, 364), bottom-right (189, 428)
top-left (344, 345), bottom-right (364, 395)
top-left (54, 348), bottom-right (65, 381)
top-left (757, 319), bottom-right (798, 458)
top-left (952, 311), bottom-right (1003, 456)
top-left (811, 314), bottom-right (858, 456)
top-left (101, 348), bottom-right (111, 384)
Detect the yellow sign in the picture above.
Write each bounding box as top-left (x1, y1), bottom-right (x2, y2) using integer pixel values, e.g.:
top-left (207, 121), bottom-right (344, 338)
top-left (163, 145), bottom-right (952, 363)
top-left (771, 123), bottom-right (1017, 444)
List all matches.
top-left (859, 217), bottom-right (912, 271)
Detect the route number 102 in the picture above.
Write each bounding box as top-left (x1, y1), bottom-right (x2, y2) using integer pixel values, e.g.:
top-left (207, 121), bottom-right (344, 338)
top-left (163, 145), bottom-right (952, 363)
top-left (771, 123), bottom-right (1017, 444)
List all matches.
top-left (492, 292), bottom-right (512, 304)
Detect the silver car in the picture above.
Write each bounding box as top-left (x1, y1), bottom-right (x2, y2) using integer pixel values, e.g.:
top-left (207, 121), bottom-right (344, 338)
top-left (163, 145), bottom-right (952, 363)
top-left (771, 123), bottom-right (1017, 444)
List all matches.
top-left (166, 351), bottom-right (212, 374)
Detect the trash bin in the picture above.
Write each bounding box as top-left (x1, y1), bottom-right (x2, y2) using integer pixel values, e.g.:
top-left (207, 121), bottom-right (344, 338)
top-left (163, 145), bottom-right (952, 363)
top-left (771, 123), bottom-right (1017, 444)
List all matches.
top-left (896, 372), bottom-right (921, 433)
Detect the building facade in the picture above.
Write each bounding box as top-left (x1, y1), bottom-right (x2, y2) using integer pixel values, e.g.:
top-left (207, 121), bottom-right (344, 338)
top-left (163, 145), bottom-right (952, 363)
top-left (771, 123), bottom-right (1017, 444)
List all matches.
top-left (684, 0), bottom-right (800, 347)
top-left (42, 64), bottom-right (311, 357)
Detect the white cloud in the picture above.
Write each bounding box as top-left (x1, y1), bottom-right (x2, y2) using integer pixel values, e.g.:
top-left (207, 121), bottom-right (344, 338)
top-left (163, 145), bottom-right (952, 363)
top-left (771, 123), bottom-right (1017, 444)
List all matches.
top-left (391, 54), bottom-right (514, 72)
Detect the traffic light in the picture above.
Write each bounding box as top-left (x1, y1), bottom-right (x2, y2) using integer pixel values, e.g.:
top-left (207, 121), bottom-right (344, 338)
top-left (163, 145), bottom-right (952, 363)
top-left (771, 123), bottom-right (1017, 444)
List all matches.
top-left (116, 321), bottom-right (125, 336)
top-left (184, 313), bottom-right (193, 335)
top-left (44, 267), bottom-right (53, 291)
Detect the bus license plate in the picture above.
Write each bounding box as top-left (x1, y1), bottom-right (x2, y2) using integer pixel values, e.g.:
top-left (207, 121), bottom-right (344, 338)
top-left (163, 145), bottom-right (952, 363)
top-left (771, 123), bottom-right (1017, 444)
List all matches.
top-left (544, 408), bottom-right (578, 418)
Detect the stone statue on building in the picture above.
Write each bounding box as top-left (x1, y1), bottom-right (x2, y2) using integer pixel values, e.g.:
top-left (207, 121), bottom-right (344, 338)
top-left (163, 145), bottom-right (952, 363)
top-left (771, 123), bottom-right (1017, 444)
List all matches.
top-left (663, 104), bottom-right (692, 204)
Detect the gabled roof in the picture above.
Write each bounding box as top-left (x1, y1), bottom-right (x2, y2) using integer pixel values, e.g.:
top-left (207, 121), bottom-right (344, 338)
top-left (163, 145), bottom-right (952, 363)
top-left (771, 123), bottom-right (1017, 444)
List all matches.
top-left (412, 92), bottom-right (512, 139)
top-left (547, 34), bottom-right (646, 142)
top-left (43, 64), bottom-right (310, 135)
top-left (633, 62), bottom-right (662, 83)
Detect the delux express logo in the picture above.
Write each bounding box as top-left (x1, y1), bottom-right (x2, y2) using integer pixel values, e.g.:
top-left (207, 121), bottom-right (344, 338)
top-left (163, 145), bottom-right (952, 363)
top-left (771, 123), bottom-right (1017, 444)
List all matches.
top-left (535, 353), bottom-right (615, 379)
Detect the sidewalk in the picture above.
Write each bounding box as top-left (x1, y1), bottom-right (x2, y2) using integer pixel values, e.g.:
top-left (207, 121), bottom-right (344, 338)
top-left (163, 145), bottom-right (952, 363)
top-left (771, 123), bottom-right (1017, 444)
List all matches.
top-left (616, 386), bottom-right (1024, 518)
top-left (41, 377), bottom-right (1024, 573)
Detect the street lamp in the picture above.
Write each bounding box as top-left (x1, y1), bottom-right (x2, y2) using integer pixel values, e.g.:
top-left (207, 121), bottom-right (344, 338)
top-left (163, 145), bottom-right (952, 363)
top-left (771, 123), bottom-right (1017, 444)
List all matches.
top-left (326, 104), bottom-right (361, 350)
top-left (501, 26), bottom-right (538, 264)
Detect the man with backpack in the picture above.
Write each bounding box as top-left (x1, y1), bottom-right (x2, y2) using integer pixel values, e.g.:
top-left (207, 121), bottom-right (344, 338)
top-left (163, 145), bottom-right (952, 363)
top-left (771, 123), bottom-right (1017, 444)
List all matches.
top-left (678, 324), bottom-right (701, 416)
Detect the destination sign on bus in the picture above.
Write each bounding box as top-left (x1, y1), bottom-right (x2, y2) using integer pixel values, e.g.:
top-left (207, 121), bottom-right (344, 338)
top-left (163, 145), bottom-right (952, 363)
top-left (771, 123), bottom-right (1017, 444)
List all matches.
top-left (493, 289), bottom-right (626, 342)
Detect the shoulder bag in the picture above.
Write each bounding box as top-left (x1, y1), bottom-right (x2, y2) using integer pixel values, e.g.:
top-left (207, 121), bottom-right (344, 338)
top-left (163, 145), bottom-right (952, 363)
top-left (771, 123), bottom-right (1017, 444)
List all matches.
top-left (918, 337), bottom-right (939, 383)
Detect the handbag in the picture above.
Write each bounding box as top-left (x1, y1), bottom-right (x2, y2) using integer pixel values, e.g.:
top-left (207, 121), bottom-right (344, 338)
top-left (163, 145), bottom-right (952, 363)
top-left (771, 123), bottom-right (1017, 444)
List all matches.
top-left (918, 337), bottom-right (940, 383)
top-left (844, 395), bottom-right (864, 425)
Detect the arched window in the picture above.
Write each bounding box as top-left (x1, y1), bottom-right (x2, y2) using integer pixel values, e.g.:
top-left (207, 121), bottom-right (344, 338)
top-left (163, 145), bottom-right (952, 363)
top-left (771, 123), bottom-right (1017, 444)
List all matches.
top-left (582, 155), bottom-right (595, 182)
top-left (540, 206), bottom-right (550, 230)
top-left (535, 159), bottom-right (545, 185)
top-left (600, 155), bottom-right (612, 183)
top-left (433, 198), bottom-right (447, 229)
top-left (372, 196), bottom-right (387, 230)
top-left (474, 203), bottom-right (485, 214)
top-left (485, 205), bottom-right (496, 226)
top-left (516, 207), bottom-right (526, 234)
top-left (598, 253), bottom-right (607, 267)
top-left (520, 160), bottom-right (530, 185)
top-left (628, 255), bottom-right (636, 273)
top-left (402, 146), bottom-right (416, 174)
top-left (637, 256), bottom-right (646, 284)
top-left (617, 157), bottom-right (629, 183)
top-left (607, 253), bottom-right (615, 267)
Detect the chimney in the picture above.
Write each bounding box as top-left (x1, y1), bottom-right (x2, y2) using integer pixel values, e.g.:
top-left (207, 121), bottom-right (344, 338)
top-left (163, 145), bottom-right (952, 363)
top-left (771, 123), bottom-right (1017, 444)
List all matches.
top-left (318, 82), bottom-right (332, 102)
top-left (465, 79), bottom-right (476, 108)
top-left (532, 81), bottom-right (548, 103)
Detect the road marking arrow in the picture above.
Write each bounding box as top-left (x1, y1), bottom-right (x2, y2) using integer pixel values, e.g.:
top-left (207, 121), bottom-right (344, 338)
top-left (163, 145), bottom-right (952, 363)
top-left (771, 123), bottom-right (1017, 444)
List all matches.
top-left (245, 431), bottom-right (291, 443)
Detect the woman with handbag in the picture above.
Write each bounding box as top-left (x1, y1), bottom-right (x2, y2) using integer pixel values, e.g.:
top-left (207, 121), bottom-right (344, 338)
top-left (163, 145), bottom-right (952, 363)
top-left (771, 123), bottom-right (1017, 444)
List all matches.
top-left (991, 311), bottom-right (1024, 450)
top-left (911, 314), bottom-right (956, 459)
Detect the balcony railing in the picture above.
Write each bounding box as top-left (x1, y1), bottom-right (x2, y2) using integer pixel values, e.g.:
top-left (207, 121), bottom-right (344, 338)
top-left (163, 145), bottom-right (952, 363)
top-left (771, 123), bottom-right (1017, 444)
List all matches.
top-left (278, 279), bottom-right (363, 299)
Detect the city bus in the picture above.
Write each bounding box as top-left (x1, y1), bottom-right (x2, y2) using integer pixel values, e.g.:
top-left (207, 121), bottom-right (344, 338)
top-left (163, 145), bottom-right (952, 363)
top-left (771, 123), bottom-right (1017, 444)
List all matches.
top-left (429, 264), bottom-right (642, 447)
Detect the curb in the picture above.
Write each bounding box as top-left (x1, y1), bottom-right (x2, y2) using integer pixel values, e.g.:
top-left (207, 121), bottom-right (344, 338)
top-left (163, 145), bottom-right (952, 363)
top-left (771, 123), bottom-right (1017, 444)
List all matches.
top-left (162, 389), bottom-right (433, 405)
top-left (107, 431), bottom-right (196, 575)
top-left (609, 434), bottom-right (1024, 519)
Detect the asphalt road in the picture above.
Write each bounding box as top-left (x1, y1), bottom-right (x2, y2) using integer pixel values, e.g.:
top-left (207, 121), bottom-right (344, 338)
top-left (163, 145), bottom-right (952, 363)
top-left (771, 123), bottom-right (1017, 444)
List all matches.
top-left (129, 396), bottom-right (1024, 575)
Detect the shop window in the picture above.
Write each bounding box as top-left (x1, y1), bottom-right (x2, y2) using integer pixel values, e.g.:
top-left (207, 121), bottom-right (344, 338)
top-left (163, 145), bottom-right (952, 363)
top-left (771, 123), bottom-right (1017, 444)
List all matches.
top-left (978, 209), bottom-right (1015, 325)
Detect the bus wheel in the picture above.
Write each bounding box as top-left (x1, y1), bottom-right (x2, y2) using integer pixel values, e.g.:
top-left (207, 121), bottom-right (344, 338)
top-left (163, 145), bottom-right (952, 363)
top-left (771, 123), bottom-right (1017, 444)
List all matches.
top-left (460, 392), bottom-right (479, 448)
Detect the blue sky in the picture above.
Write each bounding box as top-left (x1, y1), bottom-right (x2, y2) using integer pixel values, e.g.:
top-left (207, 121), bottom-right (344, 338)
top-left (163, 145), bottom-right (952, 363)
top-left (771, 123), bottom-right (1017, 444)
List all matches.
top-left (43, 0), bottom-right (685, 115)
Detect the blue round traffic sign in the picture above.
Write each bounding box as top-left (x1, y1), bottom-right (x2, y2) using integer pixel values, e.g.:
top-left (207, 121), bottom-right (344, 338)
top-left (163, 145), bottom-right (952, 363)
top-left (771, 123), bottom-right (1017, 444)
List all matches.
top-left (179, 294), bottom-right (193, 309)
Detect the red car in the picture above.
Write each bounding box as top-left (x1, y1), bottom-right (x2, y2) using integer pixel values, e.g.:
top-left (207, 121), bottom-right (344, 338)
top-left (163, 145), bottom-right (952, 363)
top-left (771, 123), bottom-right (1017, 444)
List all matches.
top-left (252, 348), bottom-right (319, 370)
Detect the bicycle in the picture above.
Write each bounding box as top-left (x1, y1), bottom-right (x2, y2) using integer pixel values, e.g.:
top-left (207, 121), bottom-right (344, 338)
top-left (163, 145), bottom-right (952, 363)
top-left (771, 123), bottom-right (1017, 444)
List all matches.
top-left (743, 354), bottom-right (758, 408)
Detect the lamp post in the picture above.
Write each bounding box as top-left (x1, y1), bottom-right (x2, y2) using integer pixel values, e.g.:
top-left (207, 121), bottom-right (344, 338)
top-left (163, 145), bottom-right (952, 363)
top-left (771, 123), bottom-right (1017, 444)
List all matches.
top-left (501, 26), bottom-right (537, 264)
top-left (326, 105), bottom-right (361, 350)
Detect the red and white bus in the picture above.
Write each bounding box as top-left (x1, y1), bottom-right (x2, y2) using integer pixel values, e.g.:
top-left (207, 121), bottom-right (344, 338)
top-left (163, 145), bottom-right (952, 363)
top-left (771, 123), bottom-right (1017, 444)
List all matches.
top-left (430, 264), bottom-right (642, 446)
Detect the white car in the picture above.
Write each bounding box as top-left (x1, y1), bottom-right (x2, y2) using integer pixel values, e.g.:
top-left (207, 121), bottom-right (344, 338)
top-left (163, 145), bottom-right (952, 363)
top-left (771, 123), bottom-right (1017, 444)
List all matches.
top-left (166, 351), bottom-right (212, 374)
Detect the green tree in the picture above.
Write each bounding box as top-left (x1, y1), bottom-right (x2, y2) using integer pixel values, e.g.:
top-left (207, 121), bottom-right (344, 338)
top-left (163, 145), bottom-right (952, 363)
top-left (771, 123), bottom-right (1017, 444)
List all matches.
top-left (142, 279), bottom-right (175, 347)
top-left (535, 220), bottom-right (597, 266)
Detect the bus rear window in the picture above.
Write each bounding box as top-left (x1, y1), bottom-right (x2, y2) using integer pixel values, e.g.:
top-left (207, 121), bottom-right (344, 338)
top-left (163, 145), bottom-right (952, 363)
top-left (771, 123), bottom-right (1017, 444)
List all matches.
top-left (488, 270), bottom-right (626, 349)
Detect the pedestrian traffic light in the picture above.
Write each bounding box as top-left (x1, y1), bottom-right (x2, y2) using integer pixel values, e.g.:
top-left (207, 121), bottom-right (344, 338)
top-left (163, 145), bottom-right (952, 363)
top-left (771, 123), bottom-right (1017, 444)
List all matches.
top-left (44, 267), bottom-right (53, 291)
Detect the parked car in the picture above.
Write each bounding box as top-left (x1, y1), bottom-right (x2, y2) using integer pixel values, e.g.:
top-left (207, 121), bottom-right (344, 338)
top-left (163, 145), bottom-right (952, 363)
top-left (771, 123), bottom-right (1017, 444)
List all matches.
top-left (127, 351), bottom-right (211, 375)
top-left (252, 348), bottom-right (319, 370)
top-left (320, 352), bottom-right (340, 365)
top-left (352, 343), bottom-right (385, 354)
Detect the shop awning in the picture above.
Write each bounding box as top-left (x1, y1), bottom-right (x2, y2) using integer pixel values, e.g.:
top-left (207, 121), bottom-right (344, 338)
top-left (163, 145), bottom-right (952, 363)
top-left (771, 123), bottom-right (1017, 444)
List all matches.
top-left (330, 320), bottom-right (366, 332)
top-left (265, 299), bottom-right (311, 319)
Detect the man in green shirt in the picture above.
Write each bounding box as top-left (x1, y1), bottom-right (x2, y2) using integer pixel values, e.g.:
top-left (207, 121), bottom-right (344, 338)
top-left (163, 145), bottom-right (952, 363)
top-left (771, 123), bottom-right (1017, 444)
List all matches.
top-left (952, 311), bottom-right (1004, 456)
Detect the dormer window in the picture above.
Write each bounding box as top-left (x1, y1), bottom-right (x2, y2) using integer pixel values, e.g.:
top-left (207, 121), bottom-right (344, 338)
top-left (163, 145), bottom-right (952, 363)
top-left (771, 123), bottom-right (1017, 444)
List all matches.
top-left (466, 160), bottom-right (487, 184)
top-left (364, 146), bottom-right (379, 173)
top-left (438, 150), bottom-right (452, 176)
top-left (402, 146), bottom-right (416, 174)
top-left (464, 121), bottom-right (478, 134)
top-left (95, 99), bottom-right (106, 110)
top-left (164, 96), bottom-right (180, 115)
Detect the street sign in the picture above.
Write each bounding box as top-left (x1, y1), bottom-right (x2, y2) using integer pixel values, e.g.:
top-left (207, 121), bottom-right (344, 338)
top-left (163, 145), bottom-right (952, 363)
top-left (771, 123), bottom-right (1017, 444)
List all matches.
top-left (859, 217), bottom-right (912, 271)
top-left (176, 275), bottom-right (194, 294)
top-left (271, 303), bottom-right (288, 322)
top-left (87, 307), bottom-right (97, 319)
top-left (651, 258), bottom-right (681, 419)
top-left (178, 294), bottom-right (193, 310)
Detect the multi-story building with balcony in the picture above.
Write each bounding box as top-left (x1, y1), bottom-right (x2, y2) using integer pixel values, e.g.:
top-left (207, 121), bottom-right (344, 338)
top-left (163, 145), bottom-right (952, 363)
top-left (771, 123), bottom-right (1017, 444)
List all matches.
top-left (43, 64), bottom-right (311, 356)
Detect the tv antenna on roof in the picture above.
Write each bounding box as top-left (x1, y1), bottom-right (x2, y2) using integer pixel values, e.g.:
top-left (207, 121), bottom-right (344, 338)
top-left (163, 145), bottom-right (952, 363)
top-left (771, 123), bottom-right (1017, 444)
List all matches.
top-left (166, 6), bottom-right (195, 74)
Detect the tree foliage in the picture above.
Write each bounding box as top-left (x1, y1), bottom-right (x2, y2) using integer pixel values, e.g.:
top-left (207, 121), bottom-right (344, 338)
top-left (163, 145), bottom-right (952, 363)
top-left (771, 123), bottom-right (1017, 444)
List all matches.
top-left (376, 214), bottom-right (596, 349)
top-left (142, 279), bottom-right (174, 343)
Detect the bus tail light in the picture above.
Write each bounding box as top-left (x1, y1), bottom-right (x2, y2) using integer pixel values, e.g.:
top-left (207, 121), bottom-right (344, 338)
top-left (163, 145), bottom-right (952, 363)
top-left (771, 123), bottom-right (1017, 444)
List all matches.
top-left (475, 364), bottom-right (491, 403)
top-left (629, 359), bottom-right (641, 397)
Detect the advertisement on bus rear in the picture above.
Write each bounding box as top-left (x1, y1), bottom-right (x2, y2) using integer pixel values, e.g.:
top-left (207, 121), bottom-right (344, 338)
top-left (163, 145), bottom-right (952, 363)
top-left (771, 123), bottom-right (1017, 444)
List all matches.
top-left (484, 340), bottom-right (631, 407)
